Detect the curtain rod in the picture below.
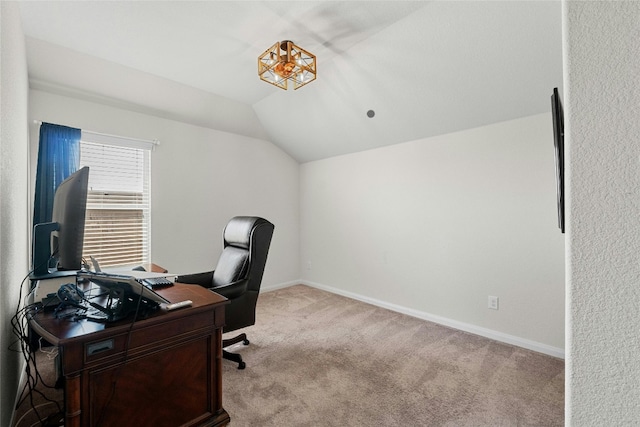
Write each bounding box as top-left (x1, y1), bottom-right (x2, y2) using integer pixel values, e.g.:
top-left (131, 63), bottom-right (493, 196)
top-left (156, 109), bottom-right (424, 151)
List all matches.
top-left (32, 120), bottom-right (160, 146)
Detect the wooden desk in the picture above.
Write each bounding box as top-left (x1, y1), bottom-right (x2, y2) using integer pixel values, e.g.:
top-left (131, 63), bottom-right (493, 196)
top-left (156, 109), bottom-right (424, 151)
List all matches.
top-left (29, 283), bottom-right (230, 427)
top-left (142, 262), bottom-right (169, 273)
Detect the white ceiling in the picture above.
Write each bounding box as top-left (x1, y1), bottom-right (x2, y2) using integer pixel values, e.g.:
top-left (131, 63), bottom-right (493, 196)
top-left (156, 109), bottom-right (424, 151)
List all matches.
top-left (19, 1), bottom-right (563, 163)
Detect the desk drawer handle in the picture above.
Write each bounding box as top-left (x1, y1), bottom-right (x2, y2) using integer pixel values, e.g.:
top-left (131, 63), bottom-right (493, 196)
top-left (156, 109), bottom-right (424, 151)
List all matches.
top-left (87, 339), bottom-right (114, 356)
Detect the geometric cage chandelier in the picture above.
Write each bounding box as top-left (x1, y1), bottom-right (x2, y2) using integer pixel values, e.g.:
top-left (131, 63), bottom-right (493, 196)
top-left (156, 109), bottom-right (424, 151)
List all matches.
top-left (258, 40), bottom-right (317, 90)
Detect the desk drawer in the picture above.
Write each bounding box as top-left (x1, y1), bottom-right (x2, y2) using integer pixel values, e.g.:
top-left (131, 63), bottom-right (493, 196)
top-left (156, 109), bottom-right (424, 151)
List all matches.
top-left (82, 310), bottom-right (215, 366)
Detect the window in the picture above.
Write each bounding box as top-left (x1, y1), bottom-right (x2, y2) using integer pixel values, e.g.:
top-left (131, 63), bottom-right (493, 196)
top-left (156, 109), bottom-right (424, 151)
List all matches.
top-left (79, 133), bottom-right (152, 268)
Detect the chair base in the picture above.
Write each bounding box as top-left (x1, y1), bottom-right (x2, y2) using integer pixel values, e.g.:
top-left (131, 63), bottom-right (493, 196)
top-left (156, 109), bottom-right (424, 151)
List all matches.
top-left (222, 333), bottom-right (250, 369)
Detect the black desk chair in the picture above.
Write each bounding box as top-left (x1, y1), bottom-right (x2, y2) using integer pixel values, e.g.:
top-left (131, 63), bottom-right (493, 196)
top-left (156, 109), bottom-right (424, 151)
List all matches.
top-left (176, 216), bottom-right (274, 369)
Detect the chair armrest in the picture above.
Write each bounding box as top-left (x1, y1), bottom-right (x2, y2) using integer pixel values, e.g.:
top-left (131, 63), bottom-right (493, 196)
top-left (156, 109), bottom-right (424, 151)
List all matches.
top-left (175, 271), bottom-right (214, 288)
top-left (212, 279), bottom-right (248, 300)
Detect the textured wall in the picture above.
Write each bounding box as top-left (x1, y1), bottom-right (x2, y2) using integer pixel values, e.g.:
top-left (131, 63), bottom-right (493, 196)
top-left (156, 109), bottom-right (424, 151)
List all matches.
top-left (0, 3), bottom-right (30, 426)
top-left (565, 1), bottom-right (640, 424)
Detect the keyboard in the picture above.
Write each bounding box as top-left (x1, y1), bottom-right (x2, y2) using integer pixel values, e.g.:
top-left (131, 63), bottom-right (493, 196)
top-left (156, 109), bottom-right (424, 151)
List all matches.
top-left (139, 277), bottom-right (174, 289)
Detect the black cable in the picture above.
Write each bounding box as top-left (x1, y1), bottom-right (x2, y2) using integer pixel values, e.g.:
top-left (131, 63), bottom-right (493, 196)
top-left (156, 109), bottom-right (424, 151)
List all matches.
top-left (11, 307), bottom-right (60, 399)
top-left (10, 307), bottom-right (63, 425)
top-left (12, 247), bottom-right (95, 426)
top-left (13, 267), bottom-right (158, 426)
top-left (94, 287), bottom-right (146, 426)
top-left (10, 266), bottom-right (65, 426)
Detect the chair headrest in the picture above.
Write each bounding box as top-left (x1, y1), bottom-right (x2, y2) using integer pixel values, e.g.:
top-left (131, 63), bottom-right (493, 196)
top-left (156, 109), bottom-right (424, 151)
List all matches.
top-left (223, 216), bottom-right (266, 249)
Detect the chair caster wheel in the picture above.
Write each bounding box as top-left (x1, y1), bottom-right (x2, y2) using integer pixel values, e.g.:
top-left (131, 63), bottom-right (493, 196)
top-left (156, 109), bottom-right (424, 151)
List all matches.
top-left (243, 339), bottom-right (250, 346)
top-left (238, 361), bottom-right (246, 370)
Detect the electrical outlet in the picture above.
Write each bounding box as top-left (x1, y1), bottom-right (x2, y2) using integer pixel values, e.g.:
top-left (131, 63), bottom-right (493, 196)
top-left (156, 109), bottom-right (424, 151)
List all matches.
top-left (306, 261), bottom-right (312, 270)
top-left (488, 296), bottom-right (499, 310)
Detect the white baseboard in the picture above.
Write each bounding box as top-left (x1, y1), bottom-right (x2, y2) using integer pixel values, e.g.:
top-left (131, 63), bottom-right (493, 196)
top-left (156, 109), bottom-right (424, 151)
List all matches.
top-left (297, 280), bottom-right (565, 360)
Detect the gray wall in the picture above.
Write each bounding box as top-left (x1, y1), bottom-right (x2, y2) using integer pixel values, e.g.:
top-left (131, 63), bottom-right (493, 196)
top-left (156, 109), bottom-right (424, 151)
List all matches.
top-left (300, 114), bottom-right (565, 354)
top-left (0, 3), bottom-right (30, 426)
top-left (565, 1), bottom-right (640, 424)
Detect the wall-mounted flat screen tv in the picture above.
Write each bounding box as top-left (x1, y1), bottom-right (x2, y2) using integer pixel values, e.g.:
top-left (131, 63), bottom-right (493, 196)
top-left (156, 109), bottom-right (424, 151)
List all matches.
top-left (551, 87), bottom-right (565, 234)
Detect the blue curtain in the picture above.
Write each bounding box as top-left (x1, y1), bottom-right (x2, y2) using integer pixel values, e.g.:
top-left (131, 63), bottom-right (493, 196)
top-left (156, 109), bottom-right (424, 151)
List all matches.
top-left (32, 122), bottom-right (82, 227)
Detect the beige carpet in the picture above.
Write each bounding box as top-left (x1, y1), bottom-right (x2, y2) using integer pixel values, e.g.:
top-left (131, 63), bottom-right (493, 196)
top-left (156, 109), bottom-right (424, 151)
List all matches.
top-left (222, 285), bottom-right (564, 426)
top-left (14, 284), bottom-right (564, 426)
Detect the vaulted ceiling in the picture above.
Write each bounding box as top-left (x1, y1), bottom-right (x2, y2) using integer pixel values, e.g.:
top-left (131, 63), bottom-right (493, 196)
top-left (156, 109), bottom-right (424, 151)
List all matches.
top-left (19, 1), bottom-right (563, 163)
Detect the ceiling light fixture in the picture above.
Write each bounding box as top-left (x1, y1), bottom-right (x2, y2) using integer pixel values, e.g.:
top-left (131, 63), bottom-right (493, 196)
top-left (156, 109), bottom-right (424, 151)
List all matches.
top-left (258, 40), bottom-right (316, 90)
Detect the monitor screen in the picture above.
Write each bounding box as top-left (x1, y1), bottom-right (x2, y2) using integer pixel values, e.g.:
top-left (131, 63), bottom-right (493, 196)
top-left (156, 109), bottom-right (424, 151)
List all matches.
top-left (51, 166), bottom-right (89, 270)
top-left (32, 166), bottom-right (89, 277)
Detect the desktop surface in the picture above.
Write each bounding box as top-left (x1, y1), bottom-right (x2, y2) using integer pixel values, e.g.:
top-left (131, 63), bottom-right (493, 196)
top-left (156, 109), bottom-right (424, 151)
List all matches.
top-left (30, 282), bottom-right (227, 343)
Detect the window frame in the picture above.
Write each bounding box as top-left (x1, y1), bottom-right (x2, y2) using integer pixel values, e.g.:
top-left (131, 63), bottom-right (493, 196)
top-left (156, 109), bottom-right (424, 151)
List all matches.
top-left (78, 131), bottom-right (155, 268)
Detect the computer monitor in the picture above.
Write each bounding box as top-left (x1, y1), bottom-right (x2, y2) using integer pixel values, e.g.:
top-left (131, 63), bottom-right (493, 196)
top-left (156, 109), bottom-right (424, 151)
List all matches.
top-left (32, 166), bottom-right (89, 277)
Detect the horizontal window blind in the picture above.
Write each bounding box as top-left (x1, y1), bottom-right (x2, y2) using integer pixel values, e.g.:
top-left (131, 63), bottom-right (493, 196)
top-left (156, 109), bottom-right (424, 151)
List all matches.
top-left (80, 140), bottom-right (151, 267)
